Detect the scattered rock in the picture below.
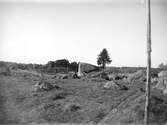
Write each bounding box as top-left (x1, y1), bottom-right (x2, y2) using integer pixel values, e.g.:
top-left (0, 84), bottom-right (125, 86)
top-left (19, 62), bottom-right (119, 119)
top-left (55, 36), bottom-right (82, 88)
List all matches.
top-left (115, 75), bottom-right (123, 80)
top-left (107, 74), bottom-right (116, 81)
top-left (58, 74), bottom-right (68, 79)
top-left (103, 81), bottom-right (128, 90)
top-left (34, 81), bottom-right (57, 92)
top-left (53, 84), bottom-right (61, 89)
top-left (100, 72), bottom-right (127, 81)
top-left (100, 72), bottom-right (116, 81)
top-left (52, 94), bottom-right (65, 101)
top-left (55, 74), bottom-right (68, 79)
top-left (72, 73), bottom-right (80, 79)
top-left (64, 103), bottom-right (81, 112)
top-left (119, 84), bottom-right (129, 90)
top-left (61, 75), bottom-right (68, 79)
top-left (104, 81), bottom-right (118, 89)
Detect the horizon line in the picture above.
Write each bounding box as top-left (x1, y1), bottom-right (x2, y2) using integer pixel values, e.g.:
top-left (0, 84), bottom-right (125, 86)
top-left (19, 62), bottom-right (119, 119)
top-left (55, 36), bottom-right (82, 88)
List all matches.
top-left (0, 60), bottom-right (159, 68)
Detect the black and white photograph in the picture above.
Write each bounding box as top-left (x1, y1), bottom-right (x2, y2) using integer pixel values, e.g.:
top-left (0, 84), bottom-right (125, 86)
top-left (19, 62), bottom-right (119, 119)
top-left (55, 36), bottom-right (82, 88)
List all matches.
top-left (0, 0), bottom-right (167, 124)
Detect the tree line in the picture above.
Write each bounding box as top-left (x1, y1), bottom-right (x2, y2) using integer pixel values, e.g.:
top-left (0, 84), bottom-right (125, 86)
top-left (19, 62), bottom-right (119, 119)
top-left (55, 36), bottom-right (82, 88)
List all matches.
top-left (2, 48), bottom-right (112, 73)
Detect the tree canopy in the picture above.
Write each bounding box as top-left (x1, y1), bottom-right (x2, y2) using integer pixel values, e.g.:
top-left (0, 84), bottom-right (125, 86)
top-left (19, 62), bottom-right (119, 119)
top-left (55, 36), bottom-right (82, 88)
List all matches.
top-left (97, 48), bottom-right (112, 70)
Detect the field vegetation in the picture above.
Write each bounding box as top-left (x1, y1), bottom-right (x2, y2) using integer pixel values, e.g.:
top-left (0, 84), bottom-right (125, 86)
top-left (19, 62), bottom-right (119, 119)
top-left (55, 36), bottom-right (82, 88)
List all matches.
top-left (0, 61), bottom-right (167, 125)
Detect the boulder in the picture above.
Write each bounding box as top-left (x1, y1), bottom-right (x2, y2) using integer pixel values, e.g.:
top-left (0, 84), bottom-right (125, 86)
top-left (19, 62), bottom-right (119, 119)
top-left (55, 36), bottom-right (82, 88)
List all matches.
top-left (64, 103), bottom-right (81, 112)
top-left (107, 74), bottom-right (116, 81)
top-left (34, 82), bottom-right (41, 92)
top-left (34, 81), bottom-right (55, 92)
top-left (100, 72), bottom-right (126, 81)
top-left (115, 75), bottom-right (123, 80)
top-left (61, 74), bottom-right (68, 79)
top-left (127, 70), bottom-right (146, 83)
top-left (41, 81), bottom-right (55, 90)
top-left (72, 73), bottom-right (80, 79)
top-left (104, 81), bottom-right (128, 90)
top-left (54, 74), bottom-right (68, 79)
top-left (155, 71), bottom-right (167, 94)
top-left (100, 72), bottom-right (115, 81)
top-left (158, 71), bottom-right (167, 78)
top-left (104, 81), bottom-right (118, 89)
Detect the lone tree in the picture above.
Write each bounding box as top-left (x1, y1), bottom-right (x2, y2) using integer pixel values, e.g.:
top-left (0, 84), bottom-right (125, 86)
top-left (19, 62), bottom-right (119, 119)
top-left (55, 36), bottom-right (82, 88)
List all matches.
top-left (97, 48), bottom-right (112, 70)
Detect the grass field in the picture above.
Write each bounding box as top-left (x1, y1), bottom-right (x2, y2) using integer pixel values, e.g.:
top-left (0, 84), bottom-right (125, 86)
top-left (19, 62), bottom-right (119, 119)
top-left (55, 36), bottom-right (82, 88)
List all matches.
top-left (0, 69), bottom-right (167, 125)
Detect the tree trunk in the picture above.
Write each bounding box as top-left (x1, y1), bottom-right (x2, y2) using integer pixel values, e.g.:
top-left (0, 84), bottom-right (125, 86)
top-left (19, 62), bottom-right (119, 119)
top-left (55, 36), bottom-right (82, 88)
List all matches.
top-left (102, 62), bottom-right (105, 71)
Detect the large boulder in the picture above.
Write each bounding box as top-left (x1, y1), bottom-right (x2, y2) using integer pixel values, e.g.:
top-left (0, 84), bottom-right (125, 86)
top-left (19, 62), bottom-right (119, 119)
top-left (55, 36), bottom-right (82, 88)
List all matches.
top-left (104, 81), bottom-right (119, 89)
top-left (155, 71), bottom-right (167, 94)
top-left (103, 81), bottom-right (128, 90)
top-left (100, 72), bottom-right (127, 81)
top-left (127, 70), bottom-right (146, 83)
top-left (34, 81), bottom-right (55, 92)
top-left (158, 71), bottom-right (167, 78)
top-left (107, 74), bottom-right (116, 81)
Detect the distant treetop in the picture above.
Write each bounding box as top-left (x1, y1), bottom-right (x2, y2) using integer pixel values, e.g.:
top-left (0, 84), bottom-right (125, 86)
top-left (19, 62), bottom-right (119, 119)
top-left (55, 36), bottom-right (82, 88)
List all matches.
top-left (97, 48), bottom-right (112, 70)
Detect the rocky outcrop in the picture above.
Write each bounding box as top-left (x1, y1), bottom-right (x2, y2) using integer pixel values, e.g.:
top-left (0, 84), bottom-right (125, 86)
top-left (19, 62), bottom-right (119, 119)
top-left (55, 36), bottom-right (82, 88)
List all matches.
top-left (155, 70), bottom-right (167, 94)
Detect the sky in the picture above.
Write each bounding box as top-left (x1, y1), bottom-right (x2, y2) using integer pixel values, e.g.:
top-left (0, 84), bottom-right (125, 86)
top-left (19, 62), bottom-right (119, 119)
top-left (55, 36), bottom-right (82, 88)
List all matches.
top-left (0, 0), bottom-right (167, 67)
